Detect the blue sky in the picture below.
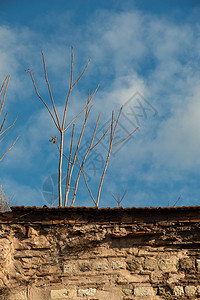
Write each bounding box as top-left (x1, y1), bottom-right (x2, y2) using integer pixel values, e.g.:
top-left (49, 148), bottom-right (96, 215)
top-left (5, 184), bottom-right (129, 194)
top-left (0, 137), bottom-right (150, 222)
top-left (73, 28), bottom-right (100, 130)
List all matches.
top-left (1, 0), bottom-right (200, 208)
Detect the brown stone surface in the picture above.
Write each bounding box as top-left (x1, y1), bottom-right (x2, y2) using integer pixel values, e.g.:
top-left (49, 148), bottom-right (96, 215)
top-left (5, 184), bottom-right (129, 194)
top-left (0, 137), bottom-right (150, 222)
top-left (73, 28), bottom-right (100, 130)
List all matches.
top-left (0, 206), bottom-right (200, 299)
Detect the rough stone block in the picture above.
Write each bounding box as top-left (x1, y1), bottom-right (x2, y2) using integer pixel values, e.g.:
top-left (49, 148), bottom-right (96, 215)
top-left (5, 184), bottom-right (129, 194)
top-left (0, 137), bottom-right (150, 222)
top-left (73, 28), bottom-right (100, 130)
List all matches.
top-left (63, 263), bottom-right (76, 273)
top-left (77, 288), bottom-right (96, 297)
top-left (144, 258), bottom-right (157, 270)
top-left (185, 286), bottom-right (196, 296)
top-left (126, 259), bottom-right (139, 272)
top-left (167, 272), bottom-right (185, 284)
top-left (158, 258), bottom-right (175, 272)
top-left (134, 286), bottom-right (153, 296)
top-left (116, 275), bottom-right (128, 285)
top-left (79, 262), bottom-right (91, 272)
top-left (94, 262), bottom-right (108, 271)
top-left (130, 274), bottom-right (149, 283)
top-left (179, 257), bottom-right (195, 270)
top-left (111, 261), bottom-right (125, 270)
top-left (158, 286), bottom-right (172, 297)
top-left (196, 259), bottom-right (200, 271)
top-left (8, 291), bottom-right (27, 300)
top-left (174, 286), bottom-right (184, 296)
top-left (122, 288), bottom-right (133, 296)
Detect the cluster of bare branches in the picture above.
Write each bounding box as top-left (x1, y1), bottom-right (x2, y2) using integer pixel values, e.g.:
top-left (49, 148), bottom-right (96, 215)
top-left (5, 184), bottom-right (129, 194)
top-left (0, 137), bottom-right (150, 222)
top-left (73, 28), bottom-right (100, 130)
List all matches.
top-left (26, 47), bottom-right (138, 207)
top-left (0, 185), bottom-right (11, 212)
top-left (0, 75), bottom-right (19, 162)
top-left (111, 189), bottom-right (127, 207)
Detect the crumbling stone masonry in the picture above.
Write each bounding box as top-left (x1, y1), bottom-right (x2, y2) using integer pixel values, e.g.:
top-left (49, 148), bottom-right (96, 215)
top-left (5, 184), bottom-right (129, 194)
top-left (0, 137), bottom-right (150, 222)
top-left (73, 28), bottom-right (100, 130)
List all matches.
top-left (0, 205), bottom-right (200, 299)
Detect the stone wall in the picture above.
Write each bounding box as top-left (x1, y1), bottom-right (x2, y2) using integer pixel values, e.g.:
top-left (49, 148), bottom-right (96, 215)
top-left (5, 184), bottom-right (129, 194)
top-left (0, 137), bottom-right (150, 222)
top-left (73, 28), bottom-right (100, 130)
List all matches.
top-left (0, 206), bottom-right (200, 299)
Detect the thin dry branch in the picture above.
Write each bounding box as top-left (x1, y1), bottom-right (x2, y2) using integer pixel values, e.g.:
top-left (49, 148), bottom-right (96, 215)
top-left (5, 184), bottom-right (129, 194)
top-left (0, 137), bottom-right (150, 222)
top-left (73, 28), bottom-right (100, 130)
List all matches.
top-left (0, 75), bottom-right (19, 161)
top-left (90, 121), bottom-right (113, 151)
top-left (96, 106), bottom-right (137, 207)
top-left (0, 111), bottom-right (8, 134)
top-left (0, 135), bottom-right (19, 162)
top-left (76, 155), bottom-right (97, 206)
top-left (172, 194), bottom-right (181, 207)
top-left (64, 97), bottom-right (90, 206)
top-left (41, 50), bottom-right (61, 129)
top-left (64, 124), bottom-right (75, 207)
top-left (71, 113), bottom-right (101, 206)
top-left (96, 108), bottom-right (122, 207)
top-left (111, 189), bottom-right (127, 207)
top-left (0, 75), bottom-right (10, 116)
top-left (0, 117), bottom-right (18, 142)
top-left (72, 57), bottom-right (91, 88)
top-left (25, 69), bottom-right (60, 130)
top-left (64, 84), bottom-right (99, 132)
top-left (112, 127), bottom-right (139, 150)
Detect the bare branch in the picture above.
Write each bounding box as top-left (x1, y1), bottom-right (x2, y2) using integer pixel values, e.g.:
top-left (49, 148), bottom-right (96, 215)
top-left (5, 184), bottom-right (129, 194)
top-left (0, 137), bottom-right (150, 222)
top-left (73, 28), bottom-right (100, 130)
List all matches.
top-left (71, 113), bottom-right (101, 206)
top-left (70, 46), bottom-right (73, 89)
top-left (0, 135), bottom-right (19, 162)
top-left (0, 117), bottom-right (18, 142)
top-left (64, 124), bottom-right (75, 207)
top-left (72, 57), bottom-right (91, 88)
top-left (64, 96), bottom-right (90, 205)
top-left (120, 188), bottom-right (127, 203)
top-left (76, 155), bottom-right (97, 206)
top-left (64, 84), bottom-right (99, 132)
top-left (96, 106), bottom-right (123, 207)
top-left (90, 122), bottom-right (113, 150)
top-left (41, 50), bottom-right (61, 130)
top-left (112, 127), bottom-right (139, 150)
top-left (172, 194), bottom-right (181, 207)
top-left (0, 75), bottom-right (10, 117)
top-left (0, 111), bottom-right (8, 133)
top-left (25, 69), bottom-right (60, 130)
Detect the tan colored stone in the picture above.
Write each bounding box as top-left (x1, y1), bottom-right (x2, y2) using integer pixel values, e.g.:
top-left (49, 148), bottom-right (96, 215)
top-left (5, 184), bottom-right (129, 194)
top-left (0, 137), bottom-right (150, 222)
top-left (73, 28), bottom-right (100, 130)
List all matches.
top-left (51, 289), bottom-right (75, 299)
top-left (7, 290), bottom-right (27, 300)
top-left (144, 258), bottom-right (157, 271)
top-left (185, 285), bottom-right (196, 296)
top-left (158, 258), bottom-right (176, 272)
top-left (77, 288), bottom-right (96, 297)
top-left (134, 286), bottom-right (154, 296)
top-left (94, 261), bottom-right (108, 271)
top-left (111, 260), bottom-right (125, 270)
top-left (174, 286), bottom-right (184, 296)
top-left (167, 272), bottom-right (185, 284)
top-left (179, 257), bottom-right (195, 270)
top-left (63, 263), bottom-right (76, 273)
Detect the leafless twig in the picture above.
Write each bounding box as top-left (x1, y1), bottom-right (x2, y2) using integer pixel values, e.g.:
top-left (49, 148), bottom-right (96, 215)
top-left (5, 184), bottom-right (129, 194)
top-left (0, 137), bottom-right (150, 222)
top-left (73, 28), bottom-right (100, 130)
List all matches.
top-left (0, 75), bottom-right (19, 162)
top-left (111, 189), bottom-right (127, 207)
